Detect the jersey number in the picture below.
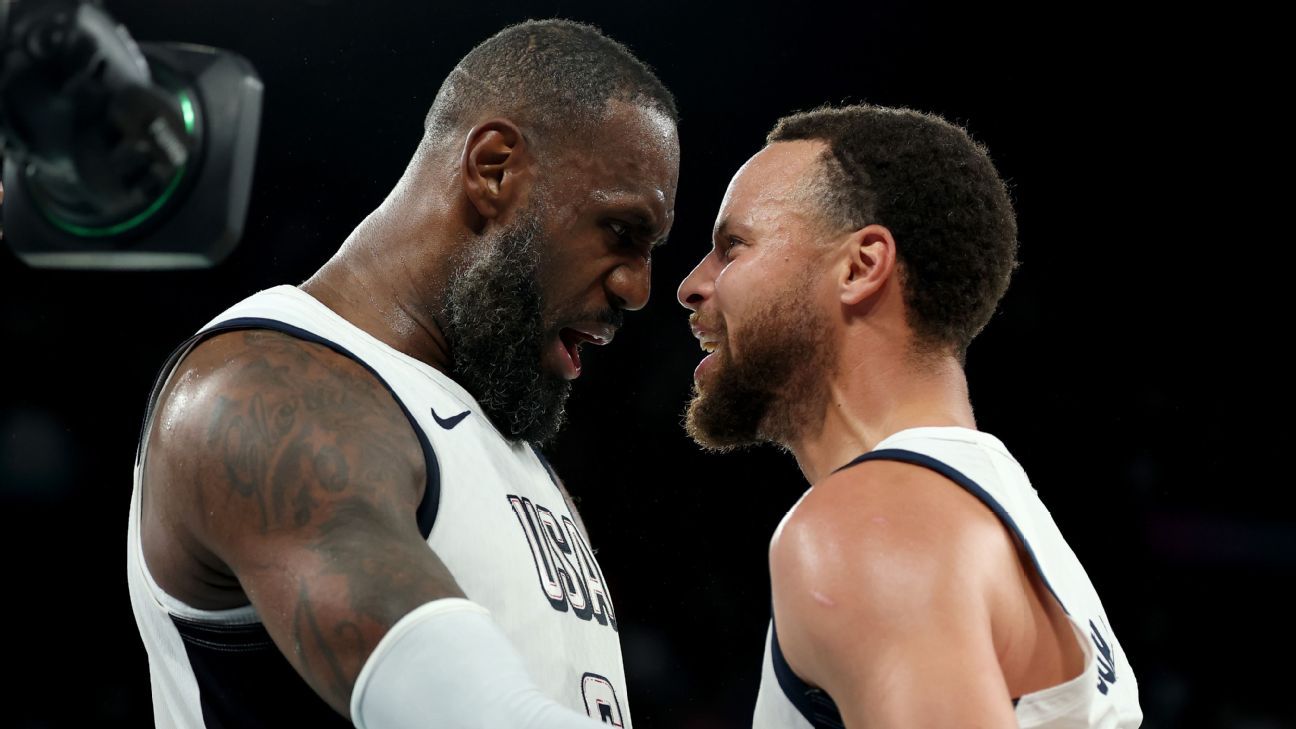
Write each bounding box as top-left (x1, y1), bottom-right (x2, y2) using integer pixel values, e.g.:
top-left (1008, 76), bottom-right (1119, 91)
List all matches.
top-left (581, 672), bottom-right (625, 726)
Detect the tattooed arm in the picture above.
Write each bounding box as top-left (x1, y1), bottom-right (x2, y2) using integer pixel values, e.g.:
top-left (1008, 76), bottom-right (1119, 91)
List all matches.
top-left (141, 329), bottom-right (463, 718)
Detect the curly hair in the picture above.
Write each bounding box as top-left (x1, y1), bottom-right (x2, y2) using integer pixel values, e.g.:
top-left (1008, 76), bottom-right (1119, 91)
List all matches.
top-left (768, 105), bottom-right (1018, 357)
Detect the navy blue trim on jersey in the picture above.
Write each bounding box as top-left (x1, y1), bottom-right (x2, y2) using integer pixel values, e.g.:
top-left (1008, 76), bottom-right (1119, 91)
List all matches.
top-left (200, 317), bottom-right (441, 537)
top-left (769, 448), bottom-right (1041, 724)
top-left (139, 316), bottom-right (440, 538)
top-left (529, 444), bottom-right (563, 487)
top-left (138, 315), bottom-right (444, 725)
top-left (171, 616), bottom-right (352, 728)
top-left (834, 448), bottom-right (1064, 608)
top-left (770, 620), bottom-right (845, 729)
top-left (136, 333), bottom-right (207, 468)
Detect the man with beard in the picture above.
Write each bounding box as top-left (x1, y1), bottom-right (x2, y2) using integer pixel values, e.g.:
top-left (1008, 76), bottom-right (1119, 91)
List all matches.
top-left (678, 105), bottom-right (1142, 728)
top-left (127, 20), bottom-right (677, 729)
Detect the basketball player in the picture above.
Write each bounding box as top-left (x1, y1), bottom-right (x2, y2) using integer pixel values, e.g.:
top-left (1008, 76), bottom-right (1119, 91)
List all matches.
top-left (678, 105), bottom-right (1142, 728)
top-left (128, 21), bottom-right (678, 728)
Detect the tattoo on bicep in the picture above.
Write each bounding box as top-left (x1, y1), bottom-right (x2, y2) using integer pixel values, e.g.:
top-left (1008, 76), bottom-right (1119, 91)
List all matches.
top-left (212, 394), bottom-right (272, 530)
top-left (272, 439), bottom-right (316, 528)
top-left (313, 445), bottom-right (350, 493)
top-left (282, 444), bottom-right (348, 527)
top-left (291, 578), bottom-right (366, 704)
top-left (204, 335), bottom-right (417, 534)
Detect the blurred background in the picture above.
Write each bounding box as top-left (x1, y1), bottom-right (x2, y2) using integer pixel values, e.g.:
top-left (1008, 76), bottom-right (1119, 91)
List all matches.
top-left (1, 1), bottom-right (1287, 727)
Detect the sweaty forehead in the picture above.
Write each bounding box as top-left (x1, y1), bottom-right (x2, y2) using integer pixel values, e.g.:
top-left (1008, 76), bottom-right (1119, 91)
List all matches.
top-left (720, 140), bottom-right (826, 223)
top-left (550, 101), bottom-right (679, 204)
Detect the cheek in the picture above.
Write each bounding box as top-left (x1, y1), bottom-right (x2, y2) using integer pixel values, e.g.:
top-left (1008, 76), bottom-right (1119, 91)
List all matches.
top-left (535, 256), bottom-right (577, 314)
top-left (539, 235), bottom-right (606, 304)
top-left (712, 251), bottom-right (798, 348)
top-left (714, 242), bottom-right (781, 296)
top-left (712, 263), bottom-right (753, 340)
top-left (713, 252), bottom-right (746, 296)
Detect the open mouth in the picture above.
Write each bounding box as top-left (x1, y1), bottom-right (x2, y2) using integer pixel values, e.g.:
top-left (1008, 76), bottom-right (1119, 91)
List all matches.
top-left (691, 323), bottom-right (724, 384)
top-left (694, 341), bottom-right (721, 383)
top-left (550, 324), bottom-right (614, 380)
top-left (560, 328), bottom-right (594, 375)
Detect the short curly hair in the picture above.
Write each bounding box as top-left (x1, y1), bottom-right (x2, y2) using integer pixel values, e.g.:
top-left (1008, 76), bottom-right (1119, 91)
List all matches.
top-left (426, 19), bottom-right (677, 149)
top-left (768, 105), bottom-right (1018, 357)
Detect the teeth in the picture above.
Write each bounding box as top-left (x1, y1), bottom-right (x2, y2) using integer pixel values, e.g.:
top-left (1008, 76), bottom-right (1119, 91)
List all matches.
top-left (701, 341), bottom-right (717, 353)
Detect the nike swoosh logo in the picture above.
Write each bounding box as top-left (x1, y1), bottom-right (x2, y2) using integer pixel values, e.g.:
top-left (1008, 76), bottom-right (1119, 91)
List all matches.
top-left (430, 406), bottom-right (471, 430)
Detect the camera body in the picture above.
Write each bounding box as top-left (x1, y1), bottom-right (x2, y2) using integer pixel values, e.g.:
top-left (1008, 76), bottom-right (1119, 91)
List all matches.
top-left (0, 1), bottom-right (262, 269)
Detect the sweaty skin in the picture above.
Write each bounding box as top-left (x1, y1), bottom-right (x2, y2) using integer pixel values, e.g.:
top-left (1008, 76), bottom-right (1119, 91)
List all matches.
top-left (142, 329), bottom-right (454, 708)
top-left (140, 101), bottom-right (678, 717)
top-left (678, 141), bottom-right (1082, 728)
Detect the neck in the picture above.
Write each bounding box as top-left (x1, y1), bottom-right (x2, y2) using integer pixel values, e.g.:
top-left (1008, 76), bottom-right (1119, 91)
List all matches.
top-left (787, 345), bottom-right (976, 484)
top-left (301, 155), bottom-right (459, 371)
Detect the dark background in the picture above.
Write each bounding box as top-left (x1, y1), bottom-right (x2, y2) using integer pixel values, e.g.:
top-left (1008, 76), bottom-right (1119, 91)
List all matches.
top-left (1, 1), bottom-right (1288, 727)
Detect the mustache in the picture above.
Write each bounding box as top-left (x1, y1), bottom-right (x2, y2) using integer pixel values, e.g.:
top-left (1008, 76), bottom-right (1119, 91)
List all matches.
top-left (688, 311), bottom-right (725, 335)
top-left (594, 307), bottom-right (626, 329)
top-left (555, 306), bottom-right (626, 331)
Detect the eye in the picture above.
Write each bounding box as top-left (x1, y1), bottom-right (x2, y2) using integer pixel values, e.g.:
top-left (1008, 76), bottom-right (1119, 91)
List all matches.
top-left (609, 220), bottom-right (653, 260)
top-left (722, 237), bottom-right (745, 261)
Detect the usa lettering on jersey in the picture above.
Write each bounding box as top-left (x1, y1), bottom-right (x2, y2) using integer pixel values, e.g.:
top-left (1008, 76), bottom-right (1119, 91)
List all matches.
top-left (507, 494), bottom-right (618, 631)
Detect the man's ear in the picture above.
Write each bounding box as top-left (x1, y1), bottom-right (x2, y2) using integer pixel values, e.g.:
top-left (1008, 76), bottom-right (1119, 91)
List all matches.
top-left (838, 224), bottom-right (898, 306)
top-left (461, 118), bottom-right (533, 224)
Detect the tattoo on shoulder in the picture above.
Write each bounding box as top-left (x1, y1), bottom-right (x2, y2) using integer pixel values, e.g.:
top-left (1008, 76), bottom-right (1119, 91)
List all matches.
top-left (202, 331), bottom-right (420, 534)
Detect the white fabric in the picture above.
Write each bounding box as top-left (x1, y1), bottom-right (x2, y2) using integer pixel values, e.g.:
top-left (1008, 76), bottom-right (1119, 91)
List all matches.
top-left (351, 598), bottom-right (608, 729)
top-left (128, 285), bottom-right (631, 727)
top-left (752, 426), bottom-right (1142, 729)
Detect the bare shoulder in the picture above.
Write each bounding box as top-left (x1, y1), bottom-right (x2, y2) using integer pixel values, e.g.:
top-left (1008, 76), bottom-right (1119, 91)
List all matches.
top-left (773, 460), bottom-right (1014, 586)
top-left (142, 328), bottom-right (427, 596)
top-left (142, 328), bottom-right (463, 713)
top-left (769, 459), bottom-right (1021, 680)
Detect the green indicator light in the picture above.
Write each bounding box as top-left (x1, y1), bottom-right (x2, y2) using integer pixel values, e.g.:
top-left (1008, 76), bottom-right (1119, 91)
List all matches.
top-left (179, 90), bottom-right (196, 134)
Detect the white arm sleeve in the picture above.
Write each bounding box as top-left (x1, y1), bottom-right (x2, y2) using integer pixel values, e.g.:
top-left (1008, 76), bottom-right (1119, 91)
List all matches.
top-left (350, 598), bottom-right (608, 729)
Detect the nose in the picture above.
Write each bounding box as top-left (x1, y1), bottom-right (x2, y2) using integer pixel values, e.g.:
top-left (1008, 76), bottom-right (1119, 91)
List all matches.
top-left (606, 256), bottom-right (651, 312)
top-left (677, 254), bottom-right (712, 312)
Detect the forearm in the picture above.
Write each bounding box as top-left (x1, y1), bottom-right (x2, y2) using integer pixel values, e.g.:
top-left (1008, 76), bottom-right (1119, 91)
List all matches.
top-left (351, 599), bottom-right (607, 729)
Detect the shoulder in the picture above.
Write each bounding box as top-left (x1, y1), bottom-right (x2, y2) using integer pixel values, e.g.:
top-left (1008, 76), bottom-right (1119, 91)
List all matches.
top-left (772, 459), bottom-right (1014, 588)
top-left (145, 327), bottom-right (427, 542)
top-left (164, 327), bottom-right (389, 403)
top-left (769, 458), bottom-right (1021, 672)
top-left (158, 328), bottom-right (419, 443)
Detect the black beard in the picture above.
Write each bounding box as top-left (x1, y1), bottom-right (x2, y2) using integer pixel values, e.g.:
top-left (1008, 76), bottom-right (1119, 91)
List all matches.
top-left (684, 281), bottom-right (833, 451)
top-left (441, 213), bottom-right (570, 445)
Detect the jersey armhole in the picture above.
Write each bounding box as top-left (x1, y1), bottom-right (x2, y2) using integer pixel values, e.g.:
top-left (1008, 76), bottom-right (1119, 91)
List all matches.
top-left (136, 316), bottom-right (442, 538)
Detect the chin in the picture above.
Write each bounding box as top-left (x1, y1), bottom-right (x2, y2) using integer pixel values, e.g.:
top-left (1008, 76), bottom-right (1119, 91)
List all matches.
top-left (684, 387), bottom-right (766, 452)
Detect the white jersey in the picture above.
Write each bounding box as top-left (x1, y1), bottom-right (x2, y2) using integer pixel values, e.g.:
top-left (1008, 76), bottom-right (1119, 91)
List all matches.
top-left (753, 426), bottom-right (1142, 729)
top-left (127, 285), bottom-right (631, 728)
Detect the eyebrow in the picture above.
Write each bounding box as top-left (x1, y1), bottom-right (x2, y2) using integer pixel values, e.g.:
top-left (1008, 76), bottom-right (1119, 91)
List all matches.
top-left (594, 187), bottom-right (672, 249)
top-left (638, 219), bottom-right (670, 250)
top-left (712, 216), bottom-right (731, 240)
top-left (621, 207), bottom-right (671, 249)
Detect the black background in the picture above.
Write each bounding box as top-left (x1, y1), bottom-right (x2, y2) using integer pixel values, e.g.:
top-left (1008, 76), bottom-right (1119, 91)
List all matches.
top-left (1, 1), bottom-right (1288, 728)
